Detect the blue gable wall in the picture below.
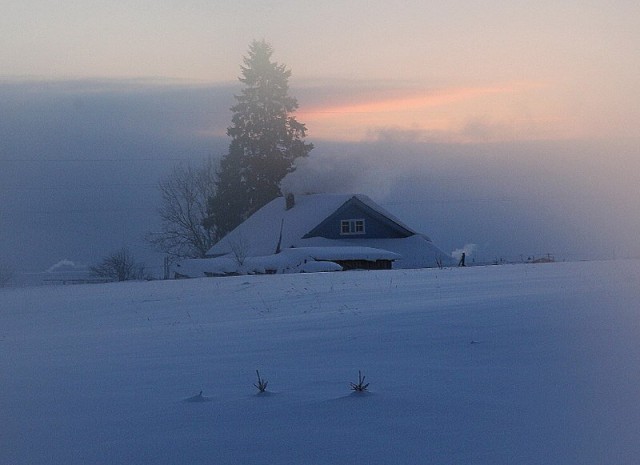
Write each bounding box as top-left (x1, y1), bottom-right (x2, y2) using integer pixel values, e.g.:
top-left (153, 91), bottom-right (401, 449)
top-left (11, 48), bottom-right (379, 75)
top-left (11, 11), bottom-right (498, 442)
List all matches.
top-left (303, 197), bottom-right (414, 240)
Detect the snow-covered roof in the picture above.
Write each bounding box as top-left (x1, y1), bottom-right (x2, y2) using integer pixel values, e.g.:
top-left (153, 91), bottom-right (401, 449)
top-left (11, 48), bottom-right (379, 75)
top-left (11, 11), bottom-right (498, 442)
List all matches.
top-left (207, 193), bottom-right (417, 258)
top-left (202, 193), bottom-right (453, 271)
top-left (290, 246), bottom-right (400, 262)
top-left (175, 245), bottom-right (401, 278)
top-left (298, 235), bottom-right (452, 269)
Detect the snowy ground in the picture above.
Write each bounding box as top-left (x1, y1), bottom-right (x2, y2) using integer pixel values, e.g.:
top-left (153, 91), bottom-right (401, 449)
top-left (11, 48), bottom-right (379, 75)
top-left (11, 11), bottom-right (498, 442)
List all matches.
top-left (2, 260), bottom-right (640, 464)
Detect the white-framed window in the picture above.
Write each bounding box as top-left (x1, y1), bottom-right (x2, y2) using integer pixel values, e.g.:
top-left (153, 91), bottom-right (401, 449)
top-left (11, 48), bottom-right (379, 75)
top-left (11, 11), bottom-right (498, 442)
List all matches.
top-left (340, 219), bottom-right (366, 235)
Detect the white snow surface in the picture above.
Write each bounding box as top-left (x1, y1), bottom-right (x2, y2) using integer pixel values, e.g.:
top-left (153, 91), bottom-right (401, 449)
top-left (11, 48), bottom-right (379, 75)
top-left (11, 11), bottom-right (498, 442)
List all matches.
top-left (2, 260), bottom-right (640, 464)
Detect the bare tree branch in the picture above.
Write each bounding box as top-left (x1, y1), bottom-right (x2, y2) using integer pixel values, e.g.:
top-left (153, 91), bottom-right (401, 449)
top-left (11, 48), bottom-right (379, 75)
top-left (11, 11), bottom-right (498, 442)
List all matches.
top-left (148, 157), bottom-right (220, 259)
top-left (229, 232), bottom-right (250, 267)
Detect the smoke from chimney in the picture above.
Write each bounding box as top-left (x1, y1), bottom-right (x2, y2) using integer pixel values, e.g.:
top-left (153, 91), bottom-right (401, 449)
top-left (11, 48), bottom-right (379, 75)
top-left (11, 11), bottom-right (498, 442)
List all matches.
top-left (280, 151), bottom-right (398, 199)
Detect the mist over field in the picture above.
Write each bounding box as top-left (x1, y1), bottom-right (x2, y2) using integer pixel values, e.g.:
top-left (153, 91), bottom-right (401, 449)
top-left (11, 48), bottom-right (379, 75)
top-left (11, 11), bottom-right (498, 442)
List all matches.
top-left (1, 81), bottom-right (638, 274)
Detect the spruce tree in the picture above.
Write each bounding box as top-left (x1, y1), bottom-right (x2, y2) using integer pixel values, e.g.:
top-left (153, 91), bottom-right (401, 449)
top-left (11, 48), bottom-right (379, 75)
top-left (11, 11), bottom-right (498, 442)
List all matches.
top-left (208, 40), bottom-right (313, 236)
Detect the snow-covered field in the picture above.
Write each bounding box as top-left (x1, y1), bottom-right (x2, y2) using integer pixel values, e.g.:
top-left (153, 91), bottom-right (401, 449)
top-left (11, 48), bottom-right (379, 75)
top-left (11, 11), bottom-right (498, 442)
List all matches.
top-left (2, 260), bottom-right (640, 464)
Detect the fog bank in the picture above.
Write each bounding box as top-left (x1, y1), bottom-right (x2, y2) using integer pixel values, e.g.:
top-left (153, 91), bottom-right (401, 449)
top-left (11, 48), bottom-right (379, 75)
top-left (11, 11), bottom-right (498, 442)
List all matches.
top-left (2, 80), bottom-right (637, 273)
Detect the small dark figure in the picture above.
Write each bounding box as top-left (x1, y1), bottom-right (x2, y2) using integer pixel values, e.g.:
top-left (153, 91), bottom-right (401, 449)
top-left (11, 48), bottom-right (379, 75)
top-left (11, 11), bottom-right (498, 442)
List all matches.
top-left (458, 252), bottom-right (466, 267)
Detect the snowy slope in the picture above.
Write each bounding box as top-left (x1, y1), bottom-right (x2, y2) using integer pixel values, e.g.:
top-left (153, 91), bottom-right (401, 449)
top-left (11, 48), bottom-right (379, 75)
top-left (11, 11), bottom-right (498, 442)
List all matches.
top-left (2, 260), bottom-right (640, 464)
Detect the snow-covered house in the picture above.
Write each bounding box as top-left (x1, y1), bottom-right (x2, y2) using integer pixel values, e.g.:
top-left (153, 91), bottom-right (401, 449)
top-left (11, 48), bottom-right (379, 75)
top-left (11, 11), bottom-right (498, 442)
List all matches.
top-left (174, 193), bottom-right (452, 277)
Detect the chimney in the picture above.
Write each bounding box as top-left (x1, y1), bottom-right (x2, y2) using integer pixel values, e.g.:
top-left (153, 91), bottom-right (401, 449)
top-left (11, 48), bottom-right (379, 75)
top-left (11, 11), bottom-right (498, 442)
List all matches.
top-left (285, 193), bottom-right (295, 210)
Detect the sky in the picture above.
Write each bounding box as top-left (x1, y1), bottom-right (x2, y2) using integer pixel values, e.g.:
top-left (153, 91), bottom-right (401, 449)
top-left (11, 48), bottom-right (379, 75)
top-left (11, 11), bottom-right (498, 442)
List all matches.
top-left (1, 1), bottom-right (639, 273)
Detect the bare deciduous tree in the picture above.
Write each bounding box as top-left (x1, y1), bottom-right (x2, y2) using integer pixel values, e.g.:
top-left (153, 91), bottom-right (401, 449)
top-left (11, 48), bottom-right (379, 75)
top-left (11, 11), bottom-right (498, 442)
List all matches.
top-left (90, 248), bottom-right (145, 282)
top-left (148, 157), bottom-right (219, 260)
top-left (229, 232), bottom-right (250, 267)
